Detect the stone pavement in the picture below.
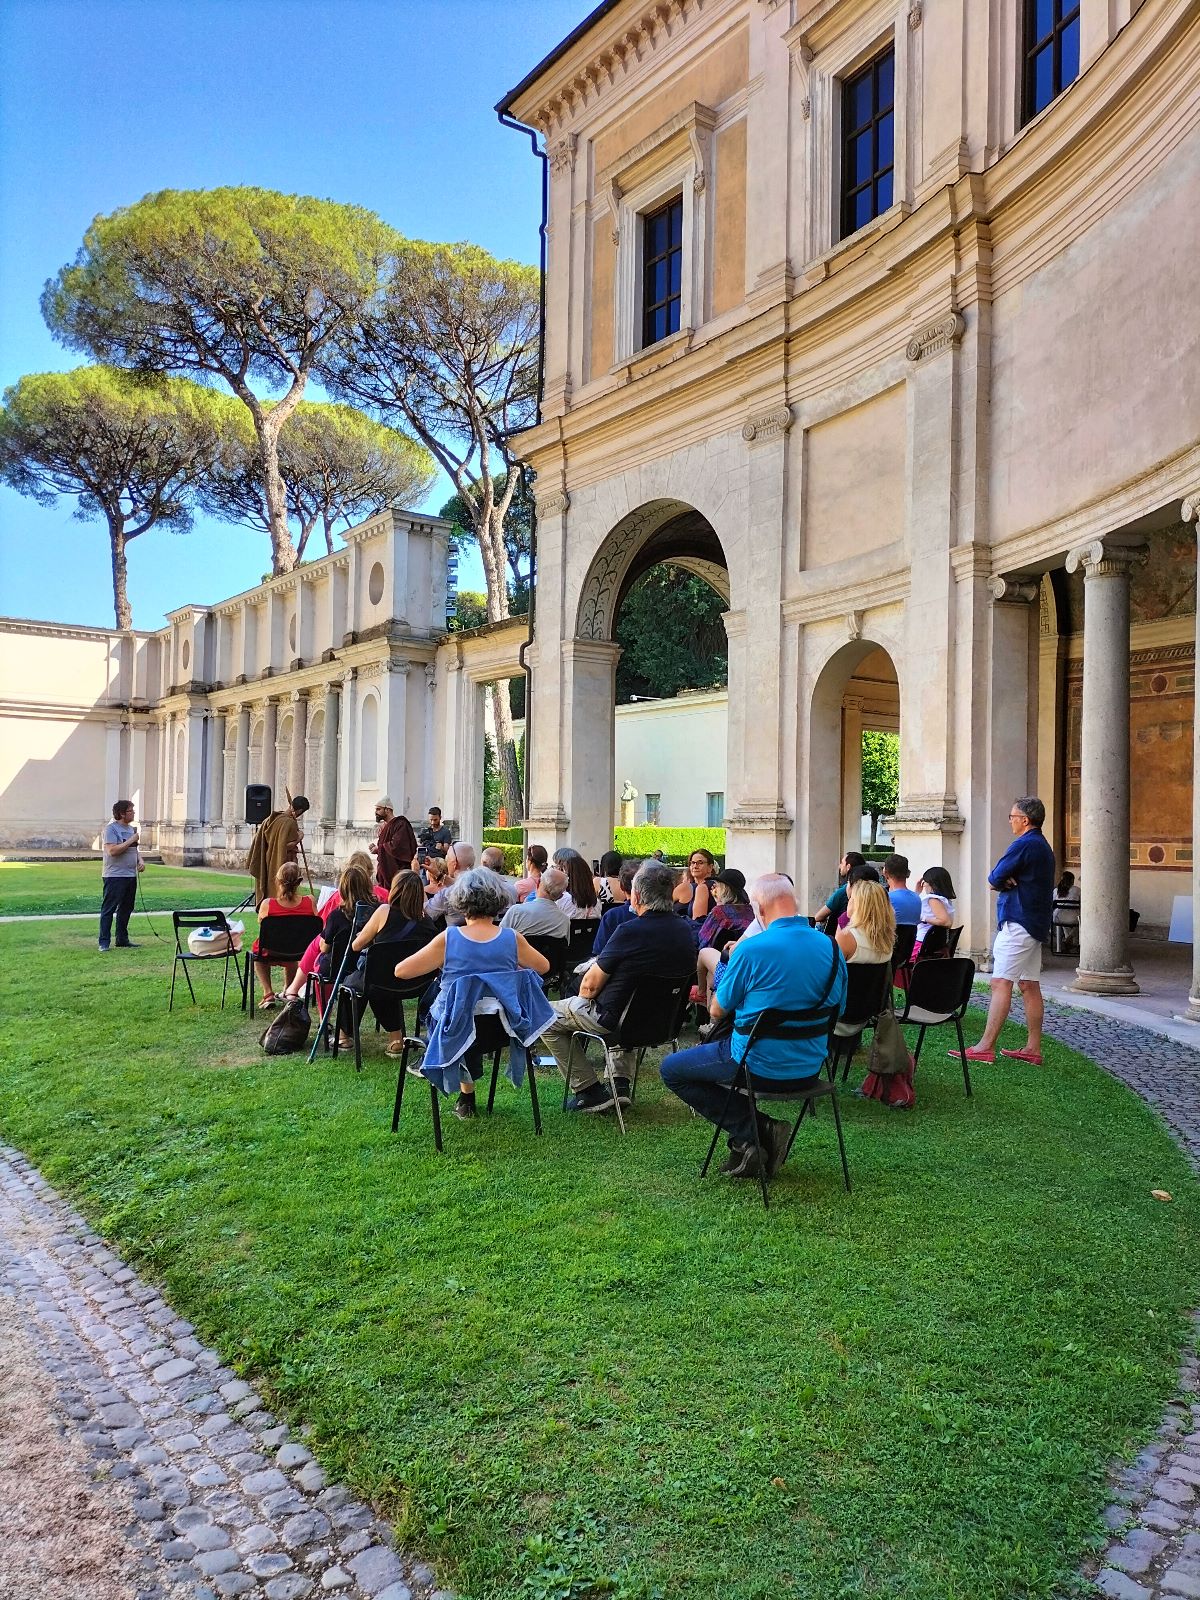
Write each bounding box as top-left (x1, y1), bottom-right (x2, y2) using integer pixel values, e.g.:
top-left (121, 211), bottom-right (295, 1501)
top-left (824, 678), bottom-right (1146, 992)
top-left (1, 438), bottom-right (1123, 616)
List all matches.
top-left (0, 1147), bottom-right (452, 1600)
top-left (999, 994), bottom-right (1200, 1600)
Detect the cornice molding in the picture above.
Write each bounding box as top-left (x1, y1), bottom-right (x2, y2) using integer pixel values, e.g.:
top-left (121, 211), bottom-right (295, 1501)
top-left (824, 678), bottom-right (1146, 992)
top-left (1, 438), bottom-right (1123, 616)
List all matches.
top-left (782, 571), bottom-right (909, 626)
top-left (949, 544), bottom-right (994, 582)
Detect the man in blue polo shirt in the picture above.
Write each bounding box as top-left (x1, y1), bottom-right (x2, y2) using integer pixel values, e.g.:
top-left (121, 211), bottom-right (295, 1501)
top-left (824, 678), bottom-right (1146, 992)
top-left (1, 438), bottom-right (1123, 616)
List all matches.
top-left (661, 874), bottom-right (846, 1180)
top-left (952, 794), bottom-right (1056, 1067)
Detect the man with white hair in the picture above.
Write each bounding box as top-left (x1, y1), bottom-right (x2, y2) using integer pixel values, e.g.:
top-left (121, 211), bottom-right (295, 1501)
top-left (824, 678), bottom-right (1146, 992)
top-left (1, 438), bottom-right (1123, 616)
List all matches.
top-left (660, 873), bottom-right (847, 1180)
top-left (501, 866), bottom-right (570, 938)
top-left (480, 844), bottom-right (519, 905)
top-left (426, 842), bottom-right (475, 925)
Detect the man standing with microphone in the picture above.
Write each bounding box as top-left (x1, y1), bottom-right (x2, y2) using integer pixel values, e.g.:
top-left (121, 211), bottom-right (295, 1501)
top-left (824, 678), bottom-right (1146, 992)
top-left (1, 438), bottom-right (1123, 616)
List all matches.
top-left (99, 799), bottom-right (142, 951)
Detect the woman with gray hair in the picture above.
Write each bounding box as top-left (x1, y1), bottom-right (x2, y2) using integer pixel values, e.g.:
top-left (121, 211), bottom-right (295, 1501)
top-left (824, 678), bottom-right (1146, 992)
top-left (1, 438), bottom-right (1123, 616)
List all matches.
top-left (394, 868), bottom-right (552, 1119)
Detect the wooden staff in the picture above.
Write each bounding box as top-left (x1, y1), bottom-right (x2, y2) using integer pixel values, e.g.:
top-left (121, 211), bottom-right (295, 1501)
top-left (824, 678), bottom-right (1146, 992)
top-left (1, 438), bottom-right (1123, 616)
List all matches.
top-left (285, 784), bottom-right (317, 903)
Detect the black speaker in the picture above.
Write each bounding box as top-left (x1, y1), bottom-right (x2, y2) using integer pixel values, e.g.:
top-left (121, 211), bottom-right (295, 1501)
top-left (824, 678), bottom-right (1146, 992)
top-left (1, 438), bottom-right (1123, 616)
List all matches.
top-left (245, 784), bottom-right (272, 824)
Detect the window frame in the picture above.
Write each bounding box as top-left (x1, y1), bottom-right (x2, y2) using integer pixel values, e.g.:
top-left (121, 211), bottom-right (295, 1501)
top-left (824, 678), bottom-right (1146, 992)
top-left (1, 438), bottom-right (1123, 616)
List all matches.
top-left (645, 793), bottom-right (662, 826)
top-left (1021, 0), bottom-right (1081, 125)
top-left (640, 194), bottom-right (685, 350)
top-left (839, 47), bottom-right (896, 241)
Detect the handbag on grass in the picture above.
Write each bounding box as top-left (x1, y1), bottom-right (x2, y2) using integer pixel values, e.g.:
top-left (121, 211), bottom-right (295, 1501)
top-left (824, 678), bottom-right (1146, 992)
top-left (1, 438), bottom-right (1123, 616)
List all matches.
top-left (867, 1009), bottom-right (911, 1077)
top-left (259, 998), bottom-right (311, 1055)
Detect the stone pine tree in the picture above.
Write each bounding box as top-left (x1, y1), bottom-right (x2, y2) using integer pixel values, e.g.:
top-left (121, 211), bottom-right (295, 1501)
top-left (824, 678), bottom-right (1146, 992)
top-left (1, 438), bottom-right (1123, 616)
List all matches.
top-left (197, 400), bottom-right (435, 562)
top-left (861, 729), bottom-right (900, 845)
top-left (41, 187), bottom-right (397, 577)
top-left (0, 366), bottom-right (226, 629)
top-left (322, 240), bottom-right (539, 824)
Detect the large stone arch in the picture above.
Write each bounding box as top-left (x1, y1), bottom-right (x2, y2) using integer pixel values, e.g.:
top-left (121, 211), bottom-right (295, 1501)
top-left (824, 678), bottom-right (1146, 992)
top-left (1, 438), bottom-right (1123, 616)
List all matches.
top-left (575, 498), bottom-right (732, 642)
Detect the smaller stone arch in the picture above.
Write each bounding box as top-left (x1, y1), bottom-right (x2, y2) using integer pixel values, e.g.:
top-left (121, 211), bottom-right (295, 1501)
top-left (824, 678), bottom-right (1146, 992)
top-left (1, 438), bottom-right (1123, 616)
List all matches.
top-left (575, 499), bottom-right (730, 642)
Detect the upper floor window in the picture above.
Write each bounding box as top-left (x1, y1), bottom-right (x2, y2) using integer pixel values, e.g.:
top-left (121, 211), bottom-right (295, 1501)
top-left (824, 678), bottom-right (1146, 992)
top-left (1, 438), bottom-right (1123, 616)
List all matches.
top-left (1022, 0), bottom-right (1080, 123)
top-left (641, 195), bottom-right (683, 349)
top-left (840, 48), bottom-right (895, 240)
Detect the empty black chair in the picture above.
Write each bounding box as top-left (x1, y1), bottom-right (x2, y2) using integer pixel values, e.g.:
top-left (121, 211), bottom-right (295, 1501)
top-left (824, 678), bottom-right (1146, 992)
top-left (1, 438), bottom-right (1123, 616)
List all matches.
top-left (560, 975), bottom-right (692, 1133)
top-left (566, 917), bottom-right (598, 968)
top-left (331, 942), bottom-right (435, 1072)
top-left (393, 1012), bottom-right (541, 1151)
top-left (947, 926), bottom-right (963, 956)
top-left (698, 1005), bottom-right (850, 1209)
top-left (251, 913), bottom-right (322, 1018)
top-left (828, 961), bottom-right (892, 1081)
top-left (523, 934), bottom-right (568, 994)
top-left (896, 956), bottom-right (977, 1096)
top-left (891, 922), bottom-right (918, 975)
top-left (169, 910), bottom-right (246, 1011)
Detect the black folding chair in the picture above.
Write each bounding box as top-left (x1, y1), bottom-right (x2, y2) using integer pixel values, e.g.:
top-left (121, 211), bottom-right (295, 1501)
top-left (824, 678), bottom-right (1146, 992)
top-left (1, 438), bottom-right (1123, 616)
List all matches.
top-left (895, 956), bottom-right (977, 1097)
top-left (306, 900), bottom-right (375, 1059)
top-left (524, 934), bottom-right (569, 994)
top-left (169, 910), bottom-right (247, 1011)
top-left (560, 975), bottom-right (692, 1133)
top-left (827, 961), bottom-right (892, 1081)
top-left (250, 913), bottom-right (322, 1019)
top-left (891, 922), bottom-right (918, 977)
top-left (331, 943), bottom-right (435, 1073)
top-left (947, 926), bottom-right (963, 956)
top-left (914, 924), bottom-right (951, 962)
top-left (566, 917), bottom-right (599, 968)
top-left (393, 1012), bottom-right (542, 1151)
top-left (699, 1005), bottom-right (849, 1209)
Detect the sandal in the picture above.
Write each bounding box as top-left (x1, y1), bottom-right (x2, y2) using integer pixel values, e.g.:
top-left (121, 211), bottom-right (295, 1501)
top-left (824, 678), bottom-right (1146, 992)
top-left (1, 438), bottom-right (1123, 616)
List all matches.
top-left (385, 1040), bottom-right (408, 1057)
top-left (259, 994), bottom-right (279, 1010)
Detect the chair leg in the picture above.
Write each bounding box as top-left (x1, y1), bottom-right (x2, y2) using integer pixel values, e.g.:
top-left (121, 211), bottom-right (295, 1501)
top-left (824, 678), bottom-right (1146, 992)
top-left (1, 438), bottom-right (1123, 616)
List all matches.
top-left (486, 1053), bottom-right (501, 1115)
top-left (744, 1082), bottom-right (769, 1209)
top-left (784, 1099), bottom-right (810, 1161)
top-left (169, 958), bottom-right (177, 1012)
top-left (391, 1048), bottom-right (409, 1133)
top-left (700, 1076), bottom-right (739, 1177)
top-left (955, 1017), bottom-right (973, 1097)
top-left (429, 1082), bottom-right (443, 1154)
top-left (528, 1058), bottom-right (542, 1136)
top-left (220, 954), bottom-right (229, 1010)
top-left (603, 1049), bottom-right (627, 1135)
top-left (353, 1001), bottom-right (363, 1074)
top-left (829, 1090), bottom-right (852, 1193)
top-left (913, 1024), bottom-right (926, 1065)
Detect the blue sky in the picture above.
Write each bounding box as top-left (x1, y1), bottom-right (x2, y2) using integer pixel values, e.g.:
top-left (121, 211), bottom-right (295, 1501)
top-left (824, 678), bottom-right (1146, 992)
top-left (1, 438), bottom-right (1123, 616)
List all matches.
top-left (0, 0), bottom-right (582, 629)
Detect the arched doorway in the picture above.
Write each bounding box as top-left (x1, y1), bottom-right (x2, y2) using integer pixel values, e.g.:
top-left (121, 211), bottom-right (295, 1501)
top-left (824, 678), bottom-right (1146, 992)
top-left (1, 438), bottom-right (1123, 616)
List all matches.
top-left (806, 639), bottom-right (901, 911)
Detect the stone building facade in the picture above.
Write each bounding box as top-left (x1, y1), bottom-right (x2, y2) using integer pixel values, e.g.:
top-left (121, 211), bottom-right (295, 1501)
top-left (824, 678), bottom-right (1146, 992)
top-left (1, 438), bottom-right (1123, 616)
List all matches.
top-left (500, 0), bottom-right (1200, 998)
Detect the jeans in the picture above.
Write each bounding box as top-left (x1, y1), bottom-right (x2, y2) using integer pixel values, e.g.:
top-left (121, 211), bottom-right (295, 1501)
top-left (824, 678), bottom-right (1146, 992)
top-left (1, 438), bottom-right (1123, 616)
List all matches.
top-left (660, 1038), bottom-right (820, 1145)
top-left (99, 877), bottom-right (137, 947)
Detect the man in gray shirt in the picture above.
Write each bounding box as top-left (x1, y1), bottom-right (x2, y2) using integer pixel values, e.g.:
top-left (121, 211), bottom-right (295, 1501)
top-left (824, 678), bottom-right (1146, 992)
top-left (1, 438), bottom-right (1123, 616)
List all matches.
top-left (501, 867), bottom-right (570, 939)
top-left (99, 799), bottom-right (141, 951)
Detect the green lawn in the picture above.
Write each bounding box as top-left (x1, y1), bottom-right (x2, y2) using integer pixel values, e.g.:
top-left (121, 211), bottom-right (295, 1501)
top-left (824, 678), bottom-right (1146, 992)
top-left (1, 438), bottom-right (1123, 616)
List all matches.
top-left (0, 859), bottom-right (271, 917)
top-left (1, 920), bottom-right (1196, 1600)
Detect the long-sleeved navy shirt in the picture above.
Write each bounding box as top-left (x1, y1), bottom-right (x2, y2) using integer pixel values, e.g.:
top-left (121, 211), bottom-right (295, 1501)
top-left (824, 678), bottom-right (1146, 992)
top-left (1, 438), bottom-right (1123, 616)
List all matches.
top-left (988, 828), bottom-right (1057, 940)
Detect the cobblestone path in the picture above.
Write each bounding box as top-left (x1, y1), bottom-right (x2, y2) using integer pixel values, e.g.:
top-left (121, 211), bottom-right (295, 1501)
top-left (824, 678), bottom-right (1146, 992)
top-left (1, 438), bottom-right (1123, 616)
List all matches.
top-left (997, 994), bottom-right (1200, 1600)
top-left (0, 1148), bottom-right (450, 1600)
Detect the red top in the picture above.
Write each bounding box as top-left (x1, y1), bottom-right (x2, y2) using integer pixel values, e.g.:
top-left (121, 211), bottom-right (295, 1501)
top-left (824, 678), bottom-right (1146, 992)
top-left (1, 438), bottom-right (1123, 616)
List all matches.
top-left (265, 896), bottom-right (315, 918)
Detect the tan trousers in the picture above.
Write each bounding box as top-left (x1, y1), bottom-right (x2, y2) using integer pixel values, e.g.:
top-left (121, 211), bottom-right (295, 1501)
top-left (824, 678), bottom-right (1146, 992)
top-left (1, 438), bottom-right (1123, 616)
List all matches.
top-left (539, 996), bottom-right (635, 1090)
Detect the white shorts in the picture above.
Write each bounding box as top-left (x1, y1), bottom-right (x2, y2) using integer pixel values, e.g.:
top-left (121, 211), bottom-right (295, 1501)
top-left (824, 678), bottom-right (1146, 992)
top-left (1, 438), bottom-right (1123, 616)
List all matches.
top-left (991, 921), bottom-right (1043, 983)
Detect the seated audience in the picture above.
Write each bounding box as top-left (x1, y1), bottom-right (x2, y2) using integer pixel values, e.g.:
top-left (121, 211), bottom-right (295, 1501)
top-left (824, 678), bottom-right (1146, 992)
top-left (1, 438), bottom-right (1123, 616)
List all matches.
top-left (480, 844), bottom-right (519, 904)
top-left (252, 862), bottom-right (316, 1008)
top-left (883, 854), bottom-right (921, 925)
top-left (693, 868), bottom-right (755, 1005)
top-left (915, 866), bottom-right (956, 952)
top-left (595, 851), bottom-right (628, 909)
top-left (674, 847), bottom-right (718, 922)
top-left (554, 848), bottom-right (601, 920)
top-left (591, 861), bottom-right (639, 958)
top-left (539, 861), bottom-right (697, 1113)
top-left (347, 870), bottom-right (438, 1054)
top-left (835, 878), bottom-right (896, 966)
top-left (426, 843), bottom-right (476, 923)
top-left (281, 861), bottom-right (375, 1036)
top-left (514, 844), bottom-right (548, 899)
top-left (422, 855), bottom-right (449, 900)
top-left (812, 851), bottom-right (867, 928)
top-left (502, 866), bottom-right (570, 939)
top-left (395, 869), bottom-right (550, 1120)
top-left (661, 874), bottom-right (847, 1181)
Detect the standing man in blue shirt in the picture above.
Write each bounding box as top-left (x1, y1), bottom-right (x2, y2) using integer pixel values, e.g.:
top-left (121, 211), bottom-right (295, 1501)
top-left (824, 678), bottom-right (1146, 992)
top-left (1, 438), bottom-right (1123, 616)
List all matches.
top-left (952, 795), bottom-right (1057, 1066)
top-left (661, 874), bottom-right (847, 1181)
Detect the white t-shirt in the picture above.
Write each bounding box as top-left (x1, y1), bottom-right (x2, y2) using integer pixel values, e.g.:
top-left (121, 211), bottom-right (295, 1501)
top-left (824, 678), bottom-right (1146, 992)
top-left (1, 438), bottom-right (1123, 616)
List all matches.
top-left (102, 821), bottom-right (139, 879)
top-left (917, 893), bottom-right (955, 941)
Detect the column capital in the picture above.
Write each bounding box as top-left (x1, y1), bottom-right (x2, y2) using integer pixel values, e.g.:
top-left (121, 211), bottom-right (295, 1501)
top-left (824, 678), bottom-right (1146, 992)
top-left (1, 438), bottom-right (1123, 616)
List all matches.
top-left (1065, 537), bottom-right (1149, 578)
top-left (563, 637), bottom-right (623, 667)
top-left (989, 575), bottom-right (1039, 604)
top-left (842, 694), bottom-right (865, 711)
top-left (1182, 488), bottom-right (1200, 526)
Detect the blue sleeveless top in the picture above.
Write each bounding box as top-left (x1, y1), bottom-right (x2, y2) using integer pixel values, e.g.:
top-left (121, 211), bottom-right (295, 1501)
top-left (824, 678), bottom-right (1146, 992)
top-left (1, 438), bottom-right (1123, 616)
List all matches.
top-left (442, 923), bottom-right (519, 980)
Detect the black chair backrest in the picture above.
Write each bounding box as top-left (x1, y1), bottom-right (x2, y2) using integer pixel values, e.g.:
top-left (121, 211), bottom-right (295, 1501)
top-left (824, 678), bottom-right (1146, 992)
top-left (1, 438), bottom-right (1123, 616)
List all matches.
top-left (891, 922), bottom-right (918, 968)
top-left (614, 975), bottom-right (693, 1049)
top-left (916, 923), bottom-right (950, 961)
top-left (359, 940), bottom-right (435, 999)
top-left (524, 934), bottom-right (568, 982)
top-left (947, 926), bottom-right (963, 956)
top-left (740, 1002), bottom-right (843, 1063)
top-left (567, 917), bottom-right (598, 964)
top-left (172, 909), bottom-right (235, 954)
top-left (905, 956), bottom-right (976, 1018)
top-left (839, 961), bottom-right (891, 1029)
top-left (257, 913), bottom-right (323, 961)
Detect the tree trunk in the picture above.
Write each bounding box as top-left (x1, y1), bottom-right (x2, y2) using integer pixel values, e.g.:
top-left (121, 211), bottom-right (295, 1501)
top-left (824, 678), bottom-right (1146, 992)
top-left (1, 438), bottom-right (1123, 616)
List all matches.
top-left (870, 813), bottom-right (879, 846)
top-left (251, 408), bottom-right (299, 574)
top-left (109, 517), bottom-right (133, 630)
top-left (491, 682), bottom-right (524, 826)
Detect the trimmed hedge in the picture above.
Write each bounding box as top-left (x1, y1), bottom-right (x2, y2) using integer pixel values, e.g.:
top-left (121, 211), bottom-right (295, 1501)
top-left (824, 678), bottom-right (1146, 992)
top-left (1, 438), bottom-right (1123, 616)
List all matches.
top-left (482, 827), bottom-right (524, 847)
top-left (613, 827), bottom-right (726, 859)
top-left (487, 844), bottom-right (524, 875)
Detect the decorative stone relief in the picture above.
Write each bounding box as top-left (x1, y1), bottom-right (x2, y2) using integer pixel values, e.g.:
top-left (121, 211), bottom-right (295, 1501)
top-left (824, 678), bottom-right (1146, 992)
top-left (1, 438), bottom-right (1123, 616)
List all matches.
top-left (1181, 489), bottom-right (1200, 526)
top-left (535, 491), bottom-right (570, 519)
top-left (548, 134), bottom-right (576, 175)
top-left (576, 500), bottom-right (691, 641)
top-left (905, 313), bottom-right (965, 362)
top-left (907, 1), bottom-right (923, 28)
top-left (741, 405), bottom-right (793, 442)
top-left (846, 610), bottom-right (864, 641)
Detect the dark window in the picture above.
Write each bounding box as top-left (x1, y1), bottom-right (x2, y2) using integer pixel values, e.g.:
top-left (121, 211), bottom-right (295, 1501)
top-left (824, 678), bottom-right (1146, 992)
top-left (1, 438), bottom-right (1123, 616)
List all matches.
top-left (840, 48), bottom-right (895, 240)
top-left (641, 195), bottom-right (683, 348)
top-left (1022, 0), bottom-right (1080, 122)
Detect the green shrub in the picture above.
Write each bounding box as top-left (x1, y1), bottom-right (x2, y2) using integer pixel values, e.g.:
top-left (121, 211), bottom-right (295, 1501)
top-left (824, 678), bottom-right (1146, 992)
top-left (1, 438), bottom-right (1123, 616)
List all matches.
top-left (482, 827), bottom-right (524, 847)
top-left (613, 827), bottom-right (726, 862)
top-left (492, 843), bottom-right (524, 875)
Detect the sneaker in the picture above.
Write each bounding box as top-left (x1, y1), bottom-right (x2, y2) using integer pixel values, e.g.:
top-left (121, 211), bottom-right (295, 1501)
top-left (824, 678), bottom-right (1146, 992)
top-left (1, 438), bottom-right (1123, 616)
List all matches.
top-left (115, 941), bottom-right (140, 949)
top-left (405, 1061), bottom-right (428, 1080)
top-left (727, 1144), bottom-right (766, 1181)
top-left (98, 943), bottom-right (111, 953)
top-left (564, 1082), bottom-right (615, 1114)
top-left (758, 1118), bottom-right (791, 1178)
top-left (718, 1140), bottom-right (749, 1175)
top-left (609, 1075), bottom-right (632, 1107)
top-left (454, 1093), bottom-right (477, 1120)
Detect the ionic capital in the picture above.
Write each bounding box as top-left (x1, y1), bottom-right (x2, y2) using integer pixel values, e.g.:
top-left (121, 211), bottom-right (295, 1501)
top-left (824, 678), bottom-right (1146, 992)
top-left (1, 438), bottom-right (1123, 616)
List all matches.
top-left (1182, 489), bottom-right (1200, 527)
top-left (989, 576), bottom-right (1039, 604)
top-left (1065, 538), bottom-right (1149, 579)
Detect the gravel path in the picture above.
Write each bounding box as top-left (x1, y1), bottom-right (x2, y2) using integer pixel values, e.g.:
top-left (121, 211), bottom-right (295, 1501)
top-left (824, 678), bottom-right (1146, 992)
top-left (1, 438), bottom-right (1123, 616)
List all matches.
top-left (0, 1149), bottom-right (450, 1600)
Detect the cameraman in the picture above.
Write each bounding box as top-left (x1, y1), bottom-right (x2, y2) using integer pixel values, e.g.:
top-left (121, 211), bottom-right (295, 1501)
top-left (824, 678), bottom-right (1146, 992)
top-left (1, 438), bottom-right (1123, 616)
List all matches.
top-left (99, 799), bottom-right (142, 951)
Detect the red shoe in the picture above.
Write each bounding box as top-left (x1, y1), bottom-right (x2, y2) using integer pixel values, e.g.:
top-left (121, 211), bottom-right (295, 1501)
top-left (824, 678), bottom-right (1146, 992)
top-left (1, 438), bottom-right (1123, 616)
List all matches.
top-left (1000, 1048), bottom-right (1043, 1065)
top-left (949, 1046), bottom-right (994, 1062)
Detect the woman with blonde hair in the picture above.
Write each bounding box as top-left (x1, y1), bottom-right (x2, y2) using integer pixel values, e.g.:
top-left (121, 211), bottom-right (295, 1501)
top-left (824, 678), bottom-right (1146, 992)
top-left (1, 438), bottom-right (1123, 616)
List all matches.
top-left (836, 877), bottom-right (896, 966)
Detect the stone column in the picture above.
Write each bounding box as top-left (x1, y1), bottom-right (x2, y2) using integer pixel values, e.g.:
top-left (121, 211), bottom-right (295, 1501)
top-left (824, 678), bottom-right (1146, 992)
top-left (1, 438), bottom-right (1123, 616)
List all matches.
top-left (841, 695), bottom-right (864, 854)
top-left (560, 639), bottom-right (622, 867)
top-left (261, 700), bottom-right (278, 806)
top-left (233, 706), bottom-right (250, 818)
top-left (1182, 494), bottom-right (1200, 1019)
top-left (287, 691), bottom-right (308, 800)
top-left (205, 711), bottom-right (226, 823)
top-left (983, 577), bottom-right (1040, 963)
top-left (320, 681), bottom-right (341, 824)
top-left (1064, 537), bottom-right (1147, 994)
top-left (336, 669), bottom-right (358, 828)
